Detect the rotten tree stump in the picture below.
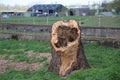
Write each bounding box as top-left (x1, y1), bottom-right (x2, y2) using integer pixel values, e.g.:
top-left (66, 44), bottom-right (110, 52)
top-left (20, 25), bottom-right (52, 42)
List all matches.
top-left (48, 20), bottom-right (90, 77)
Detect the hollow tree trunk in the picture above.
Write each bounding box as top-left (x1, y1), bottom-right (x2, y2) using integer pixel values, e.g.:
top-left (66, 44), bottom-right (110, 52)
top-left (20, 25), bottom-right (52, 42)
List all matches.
top-left (48, 20), bottom-right (90, 77)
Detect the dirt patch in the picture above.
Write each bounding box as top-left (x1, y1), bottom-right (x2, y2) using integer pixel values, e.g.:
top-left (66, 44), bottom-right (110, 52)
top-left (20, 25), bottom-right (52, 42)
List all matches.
top-left (0, 53), bottom-right (51, 73)
top-left (0, 60), bottom-right (8, 73)
top-left (27, 51), bottom-right (36, 57)
top-left (0, 60), bottom-right (42, 73)
top-left (8, 62), bottom-right (42, 71)
top-left (9, 55), bottom-right (15, 59)
top-left (26, 51), bottom-right (51, 63)
top-left (36, 53), bottom-right (51, 63)
top-left (0, 55), bottom-right (6, 59)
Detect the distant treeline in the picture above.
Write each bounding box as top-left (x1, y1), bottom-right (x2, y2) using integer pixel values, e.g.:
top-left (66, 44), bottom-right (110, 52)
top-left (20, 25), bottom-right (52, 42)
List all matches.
top-left (0, 3), bottom-right (29, 12)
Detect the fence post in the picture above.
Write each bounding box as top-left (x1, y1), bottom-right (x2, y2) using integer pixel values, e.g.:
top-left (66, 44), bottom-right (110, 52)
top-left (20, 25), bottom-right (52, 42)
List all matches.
top-left (61, 17), bottom-right (63, 21)
top-left (47, 17), bottom-right (48, 25)
top-left (33, 17), bottom-right (35, 25)
top-left (79, 18), bottom-right (81, 26)
top-left (98, 15), bottom-right (101, 27)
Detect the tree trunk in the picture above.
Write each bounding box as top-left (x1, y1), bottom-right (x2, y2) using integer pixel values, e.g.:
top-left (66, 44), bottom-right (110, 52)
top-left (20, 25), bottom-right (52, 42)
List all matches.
top-left (48, 20), bottom-right (90, 77)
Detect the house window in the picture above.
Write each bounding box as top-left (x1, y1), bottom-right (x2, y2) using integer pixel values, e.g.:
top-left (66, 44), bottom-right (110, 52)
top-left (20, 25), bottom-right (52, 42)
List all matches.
top-left (49, 10), bottom-right (54, 14)
top-left (38, 10), bottom-right (43, 14)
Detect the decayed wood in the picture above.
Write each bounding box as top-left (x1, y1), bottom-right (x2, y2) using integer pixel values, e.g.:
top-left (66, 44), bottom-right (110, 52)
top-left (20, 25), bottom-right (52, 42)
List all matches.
top-left (48, 20), bottom-right (90, 77)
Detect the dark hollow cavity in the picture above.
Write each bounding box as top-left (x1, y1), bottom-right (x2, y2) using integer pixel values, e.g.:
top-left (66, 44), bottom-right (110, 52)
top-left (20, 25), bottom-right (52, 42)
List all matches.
top-left (54, 25), bottom-right (78, 48)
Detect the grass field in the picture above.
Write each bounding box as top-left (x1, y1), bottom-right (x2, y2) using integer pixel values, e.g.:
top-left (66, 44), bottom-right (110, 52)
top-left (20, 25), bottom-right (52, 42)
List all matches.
top-left (0, 38), bottom-right (120, 80)
top-left (0, 16), bottom-right (120, 27)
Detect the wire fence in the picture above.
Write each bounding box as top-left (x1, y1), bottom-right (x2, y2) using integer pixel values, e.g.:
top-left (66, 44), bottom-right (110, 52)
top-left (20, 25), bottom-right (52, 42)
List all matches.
top-left (0, 16), bottom-right (120, 27)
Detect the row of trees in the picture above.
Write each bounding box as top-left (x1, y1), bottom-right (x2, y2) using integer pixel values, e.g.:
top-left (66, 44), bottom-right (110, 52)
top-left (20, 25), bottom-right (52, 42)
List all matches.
top-left (0, 3), bottom-right (29, 12)
top-left (101, 0), bottom-right (120, 14)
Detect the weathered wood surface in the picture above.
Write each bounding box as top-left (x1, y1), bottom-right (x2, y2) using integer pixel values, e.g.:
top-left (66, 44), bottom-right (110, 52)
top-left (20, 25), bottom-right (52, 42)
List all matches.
top-left (48, 20), bottom-right (90, 77)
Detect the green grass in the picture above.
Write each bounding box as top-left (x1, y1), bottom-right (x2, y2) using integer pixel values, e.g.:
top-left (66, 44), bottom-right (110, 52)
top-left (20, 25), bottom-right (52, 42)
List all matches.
top-left (0, 38), bottom-right (50, 63)
top-left (0, 38), bottom-right (120, 80)
top-left (0, 16), bottom-right (120, 27)
top-left (0, 38), bottom-right (50, 54)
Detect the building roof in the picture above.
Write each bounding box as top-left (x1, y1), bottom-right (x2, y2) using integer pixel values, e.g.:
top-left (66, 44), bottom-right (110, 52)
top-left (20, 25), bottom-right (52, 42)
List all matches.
top-left (28, 4), bottom-right (63, 11)
top-left (70, 7), bottom-right (90, 13)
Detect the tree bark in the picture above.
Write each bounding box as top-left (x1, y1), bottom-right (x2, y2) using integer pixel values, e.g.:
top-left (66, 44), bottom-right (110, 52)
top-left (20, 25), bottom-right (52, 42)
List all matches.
top-left (48, 20), bottom-right (90, 77)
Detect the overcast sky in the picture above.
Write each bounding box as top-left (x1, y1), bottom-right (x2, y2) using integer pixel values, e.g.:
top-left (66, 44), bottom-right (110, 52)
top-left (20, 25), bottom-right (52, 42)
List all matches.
top-left (0, 0), bottom-right (113, 6)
